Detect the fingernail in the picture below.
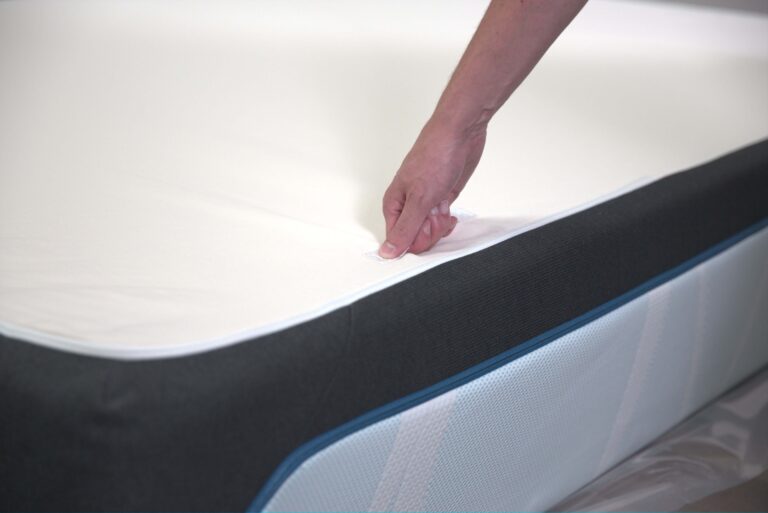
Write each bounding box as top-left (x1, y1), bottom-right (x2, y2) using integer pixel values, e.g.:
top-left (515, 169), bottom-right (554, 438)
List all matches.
top-left (422, 219), bottom-right (431, 236)
top-left (379, 241), bottom-right (398, 258)
top-left (439, 200), bottom-right (450, 215)
top-left (430, 206), bottom-right (439, 216)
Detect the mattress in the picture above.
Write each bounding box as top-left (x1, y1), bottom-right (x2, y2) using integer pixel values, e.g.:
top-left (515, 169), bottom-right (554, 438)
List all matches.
top-left (1, 0), bottom-right (767, 511)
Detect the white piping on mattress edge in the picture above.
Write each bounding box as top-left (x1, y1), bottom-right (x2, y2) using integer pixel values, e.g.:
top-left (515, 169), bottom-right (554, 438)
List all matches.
top-left (0, 177), bottom-right (654, 361)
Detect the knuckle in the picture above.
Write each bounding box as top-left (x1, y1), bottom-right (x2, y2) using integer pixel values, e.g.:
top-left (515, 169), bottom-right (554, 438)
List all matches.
top-left (382, 195), bottom-right (402, 215)
top-left (391, 222), bottom-right (411, 239)
top-left (408, 178), bottom-right (432, 204)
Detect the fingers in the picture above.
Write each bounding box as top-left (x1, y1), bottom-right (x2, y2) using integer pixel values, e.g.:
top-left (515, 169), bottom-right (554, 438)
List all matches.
top-left (379, 182), bottom-right (434, 258)
top-left (445, 215), bottom-right (459, 237)
top-left (380, 196), bottom-right (458, 258)
top-left (379, 128), bottom-right (486, 259)
top-left (408, 202), bottom-right (454, 254)
top-left (382, 185), bottom-right (404, 239)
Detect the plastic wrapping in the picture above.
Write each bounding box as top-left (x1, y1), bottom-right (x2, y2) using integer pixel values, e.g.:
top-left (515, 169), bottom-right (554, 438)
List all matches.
top-left (552, 367), bottom-right (768, 512)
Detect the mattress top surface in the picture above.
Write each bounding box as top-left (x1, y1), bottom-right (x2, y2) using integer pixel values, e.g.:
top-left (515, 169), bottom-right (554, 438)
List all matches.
top-left (1, 0), bottom-right (767, 358)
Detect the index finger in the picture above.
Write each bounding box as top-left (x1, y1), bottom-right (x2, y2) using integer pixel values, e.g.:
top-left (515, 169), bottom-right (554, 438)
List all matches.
top-left (380, 186), bottom-right (434, 259)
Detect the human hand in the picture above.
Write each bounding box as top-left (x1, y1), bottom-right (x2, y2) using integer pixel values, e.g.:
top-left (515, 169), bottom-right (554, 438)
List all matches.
top-left (379, 120), bottom-right (486, 258)
top-left (376, 0), bottom-right (586, 259)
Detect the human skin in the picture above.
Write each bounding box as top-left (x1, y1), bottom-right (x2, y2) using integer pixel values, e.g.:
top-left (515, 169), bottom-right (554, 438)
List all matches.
top-left (379, 0), bottom-right (588, 258)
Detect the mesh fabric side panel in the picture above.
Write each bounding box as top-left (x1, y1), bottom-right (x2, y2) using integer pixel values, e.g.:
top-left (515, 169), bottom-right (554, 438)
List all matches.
top-left (264, 226), bottom-right (768, 512)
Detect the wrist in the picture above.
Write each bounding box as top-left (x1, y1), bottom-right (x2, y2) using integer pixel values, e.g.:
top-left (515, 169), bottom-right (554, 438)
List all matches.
top-left (423, 110), bottom-right (493, 146)
top-left (428, 101), bottom-right (493, 142)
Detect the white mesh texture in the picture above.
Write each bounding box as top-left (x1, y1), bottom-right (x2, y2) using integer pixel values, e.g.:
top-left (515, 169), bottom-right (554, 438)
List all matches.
top-left (263, 226), bottom-right (768, 512)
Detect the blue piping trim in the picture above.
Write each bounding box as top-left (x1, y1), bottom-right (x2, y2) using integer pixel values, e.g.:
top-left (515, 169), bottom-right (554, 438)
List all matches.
top-left (248, 217), bottom-right (768, 512)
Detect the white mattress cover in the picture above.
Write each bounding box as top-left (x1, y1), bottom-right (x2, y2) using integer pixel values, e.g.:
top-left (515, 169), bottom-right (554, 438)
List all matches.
top-left (1, 0), bottom-right (767, 358)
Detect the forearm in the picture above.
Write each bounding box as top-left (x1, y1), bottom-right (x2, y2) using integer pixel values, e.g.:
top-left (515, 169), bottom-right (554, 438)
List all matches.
top-left (431, 0), bottom-right (587, 137)
top-left (379, 0), bottom-right (587, 258)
